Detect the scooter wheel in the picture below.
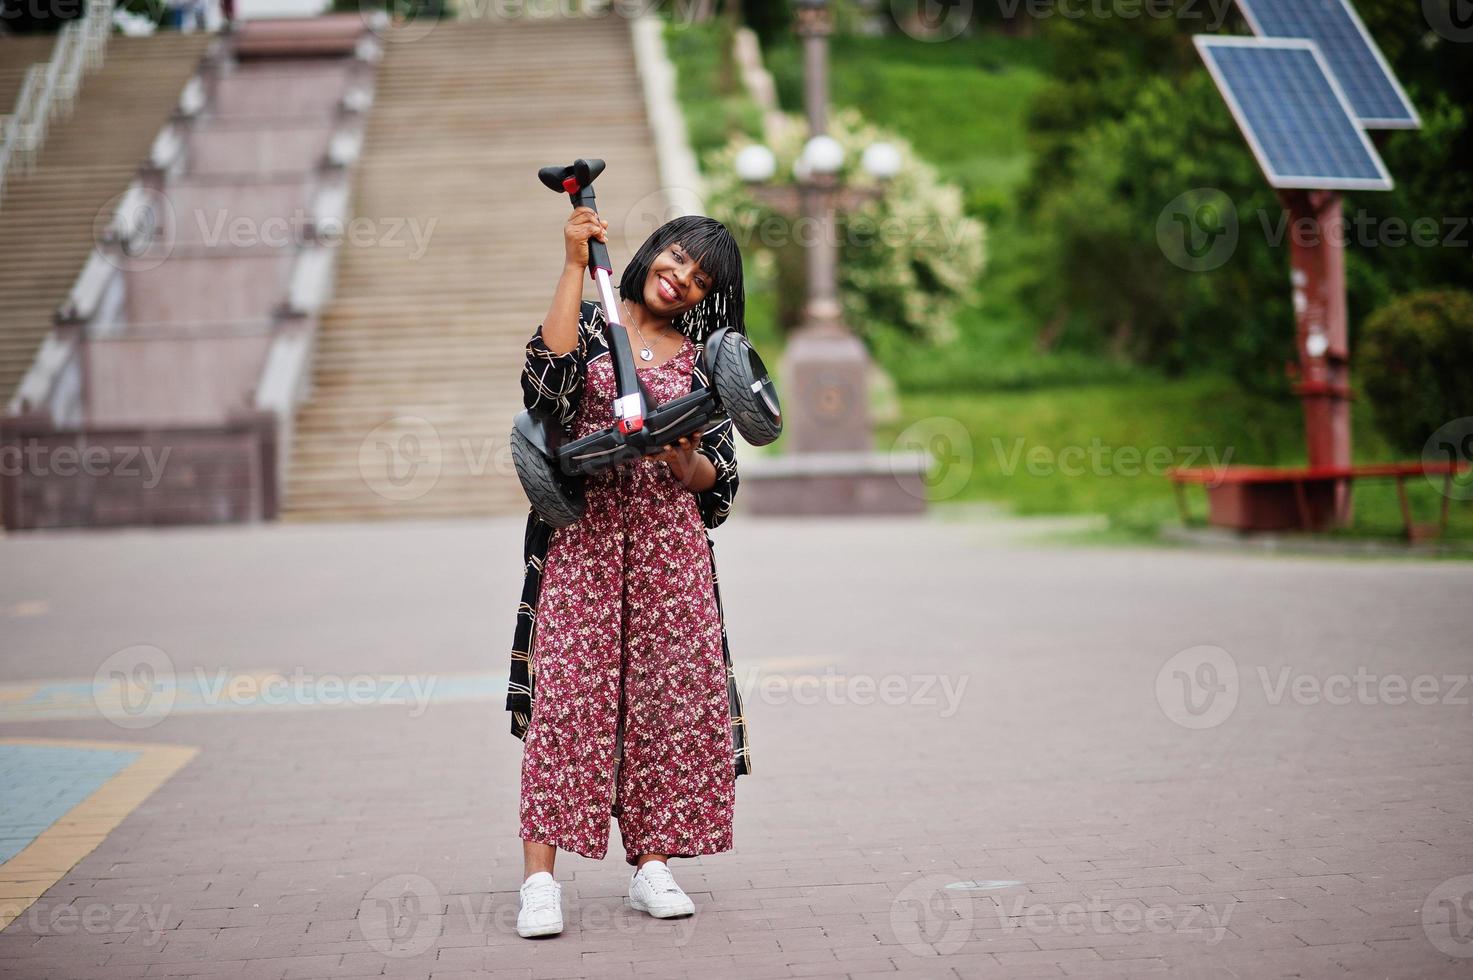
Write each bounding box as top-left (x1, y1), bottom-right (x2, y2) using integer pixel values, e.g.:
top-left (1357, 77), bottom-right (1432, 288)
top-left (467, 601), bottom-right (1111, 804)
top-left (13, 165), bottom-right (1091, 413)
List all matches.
top-left (711, 332), bottom-right (783, 446)
top-left (510, 426), bottom-right (586, 528)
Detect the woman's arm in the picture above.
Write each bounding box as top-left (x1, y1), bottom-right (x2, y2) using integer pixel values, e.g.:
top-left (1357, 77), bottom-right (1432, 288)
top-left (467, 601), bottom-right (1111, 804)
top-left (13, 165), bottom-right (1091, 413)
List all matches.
top-left (519, 208), bottom-right (609, 427)
top-left (538, 264), bottom-right (589, 356)
top-left (690, 418), bottom-right (740, 529)
top-left (540, 206), bottom-right (608, 355)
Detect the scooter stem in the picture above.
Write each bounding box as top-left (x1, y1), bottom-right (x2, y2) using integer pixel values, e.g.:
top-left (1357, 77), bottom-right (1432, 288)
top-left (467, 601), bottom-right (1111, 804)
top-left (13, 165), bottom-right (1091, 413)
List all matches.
top-left (540, 157), bottom-right (646, 435)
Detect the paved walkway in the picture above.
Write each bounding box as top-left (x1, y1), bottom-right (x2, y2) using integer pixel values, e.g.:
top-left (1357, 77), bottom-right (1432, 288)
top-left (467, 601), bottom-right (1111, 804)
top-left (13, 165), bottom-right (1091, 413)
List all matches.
top-left (0, 514), bottom-right (1470, 978)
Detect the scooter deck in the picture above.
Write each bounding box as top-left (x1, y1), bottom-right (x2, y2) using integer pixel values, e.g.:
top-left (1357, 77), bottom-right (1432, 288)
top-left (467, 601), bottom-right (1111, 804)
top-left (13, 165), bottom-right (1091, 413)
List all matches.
top-left (555, 388), bottom-right (724, 476)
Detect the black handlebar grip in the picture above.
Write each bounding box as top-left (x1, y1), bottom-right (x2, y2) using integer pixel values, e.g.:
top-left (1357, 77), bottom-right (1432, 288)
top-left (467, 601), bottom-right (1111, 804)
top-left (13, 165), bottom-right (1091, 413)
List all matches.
top-left (538, 158), bottom-right (606, 195)
top-left (540, 158), bottom-right (612, 274)
top-left (587, 237), bottom-right (612, 275)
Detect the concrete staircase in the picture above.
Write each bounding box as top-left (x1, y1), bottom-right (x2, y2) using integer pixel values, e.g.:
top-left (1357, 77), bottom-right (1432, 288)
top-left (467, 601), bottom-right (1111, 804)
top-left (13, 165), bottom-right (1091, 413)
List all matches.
top-left (282, 17), bottom-right (667, 521)
top-left (0, 33), bottom-right (212, 403)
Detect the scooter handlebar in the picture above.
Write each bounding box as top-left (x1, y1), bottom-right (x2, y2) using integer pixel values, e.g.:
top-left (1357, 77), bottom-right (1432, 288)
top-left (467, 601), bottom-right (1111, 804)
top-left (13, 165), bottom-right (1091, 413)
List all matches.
top-left (540, 158), bottom-right (611, 274)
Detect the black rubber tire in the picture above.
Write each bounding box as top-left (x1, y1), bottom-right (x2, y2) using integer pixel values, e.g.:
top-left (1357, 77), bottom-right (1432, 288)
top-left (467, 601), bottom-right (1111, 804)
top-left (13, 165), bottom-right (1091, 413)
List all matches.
top-left (510, 426), bottom-right (585, 528)
top-left (711, 332), bottom-right (783, 446)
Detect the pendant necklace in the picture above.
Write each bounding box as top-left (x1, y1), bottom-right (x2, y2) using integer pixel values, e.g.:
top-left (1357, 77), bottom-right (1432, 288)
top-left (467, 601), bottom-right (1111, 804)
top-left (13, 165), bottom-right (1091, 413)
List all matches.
top-left (622, 299), bottom-right (656, 361)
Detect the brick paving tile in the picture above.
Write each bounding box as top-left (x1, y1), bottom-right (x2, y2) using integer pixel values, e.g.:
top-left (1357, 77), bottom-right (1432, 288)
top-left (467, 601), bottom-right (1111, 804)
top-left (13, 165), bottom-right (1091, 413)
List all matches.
top-left (3, 517), bottom-right (1471, 979)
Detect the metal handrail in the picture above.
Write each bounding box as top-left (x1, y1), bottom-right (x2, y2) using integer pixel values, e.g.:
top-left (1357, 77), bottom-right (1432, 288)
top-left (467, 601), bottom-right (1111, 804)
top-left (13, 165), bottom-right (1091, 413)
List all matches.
top-left (0, 0), bottom-right (115, 213)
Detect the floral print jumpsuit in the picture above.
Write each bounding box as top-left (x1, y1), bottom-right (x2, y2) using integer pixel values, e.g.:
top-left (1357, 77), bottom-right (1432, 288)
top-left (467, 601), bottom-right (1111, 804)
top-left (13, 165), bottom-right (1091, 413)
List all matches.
top-left (512, 300), bottom-right (749, 867)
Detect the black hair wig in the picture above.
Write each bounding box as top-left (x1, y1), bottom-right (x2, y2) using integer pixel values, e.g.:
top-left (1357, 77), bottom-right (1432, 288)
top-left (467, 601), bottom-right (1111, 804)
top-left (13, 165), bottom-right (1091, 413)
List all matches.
top-left (618, 214), bottom-right (746, 342)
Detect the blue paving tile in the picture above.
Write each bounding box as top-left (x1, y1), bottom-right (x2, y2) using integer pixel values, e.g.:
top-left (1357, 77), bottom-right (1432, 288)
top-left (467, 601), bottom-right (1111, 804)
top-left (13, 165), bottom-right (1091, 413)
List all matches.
top-left (0, 745), bottom-right (141, 863)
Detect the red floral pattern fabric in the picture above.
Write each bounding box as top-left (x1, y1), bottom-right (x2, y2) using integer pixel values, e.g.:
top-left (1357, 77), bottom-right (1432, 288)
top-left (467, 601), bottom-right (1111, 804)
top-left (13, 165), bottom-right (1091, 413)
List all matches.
top-left (518, 334), bottom-right (736, 866)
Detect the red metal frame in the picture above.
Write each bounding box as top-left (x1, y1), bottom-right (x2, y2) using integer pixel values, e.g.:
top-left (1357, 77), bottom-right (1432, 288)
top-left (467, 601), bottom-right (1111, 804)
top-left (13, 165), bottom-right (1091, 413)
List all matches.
top-left (1169, 462), bottom-right (1469, 540)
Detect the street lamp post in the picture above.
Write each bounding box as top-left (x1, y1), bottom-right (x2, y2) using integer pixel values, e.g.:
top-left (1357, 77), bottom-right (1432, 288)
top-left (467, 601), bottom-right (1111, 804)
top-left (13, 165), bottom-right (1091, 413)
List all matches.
top-left (736, 0), bottom-right (929, 514)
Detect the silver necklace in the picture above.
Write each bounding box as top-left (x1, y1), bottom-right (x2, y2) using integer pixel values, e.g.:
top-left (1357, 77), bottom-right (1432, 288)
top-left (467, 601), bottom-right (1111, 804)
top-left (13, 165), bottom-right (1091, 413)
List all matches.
top-left (622, 300), bottom-right (659, 361)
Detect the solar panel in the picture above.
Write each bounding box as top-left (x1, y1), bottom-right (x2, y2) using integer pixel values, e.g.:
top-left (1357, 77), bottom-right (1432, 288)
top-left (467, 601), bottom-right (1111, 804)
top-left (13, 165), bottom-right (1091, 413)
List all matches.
top-left (1194, 37), bottom-right (1392, 191)
top-left (1236, 0), bottom-right (1419, 128)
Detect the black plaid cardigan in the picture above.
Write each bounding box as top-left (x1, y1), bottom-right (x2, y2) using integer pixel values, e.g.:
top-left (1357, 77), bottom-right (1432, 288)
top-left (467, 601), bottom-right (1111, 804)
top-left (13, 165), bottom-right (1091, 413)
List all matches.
top-left (506, 300), bottom-right (752, 779)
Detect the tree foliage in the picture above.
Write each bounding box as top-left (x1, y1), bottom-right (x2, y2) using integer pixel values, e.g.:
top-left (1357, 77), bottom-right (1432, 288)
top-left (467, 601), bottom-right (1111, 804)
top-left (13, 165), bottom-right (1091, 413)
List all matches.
top-left (1014, 0), bottom-right (1473, 387)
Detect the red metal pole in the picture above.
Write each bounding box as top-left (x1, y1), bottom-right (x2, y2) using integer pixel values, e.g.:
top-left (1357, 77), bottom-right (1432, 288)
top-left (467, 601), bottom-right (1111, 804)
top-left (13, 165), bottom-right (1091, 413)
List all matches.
top-left (1280, 189), bottom-right (1352, 522)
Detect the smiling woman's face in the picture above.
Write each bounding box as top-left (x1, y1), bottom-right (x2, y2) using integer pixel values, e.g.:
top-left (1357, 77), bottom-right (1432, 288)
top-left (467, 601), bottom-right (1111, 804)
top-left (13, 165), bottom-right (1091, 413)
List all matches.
top-left (641, 241), bottom-right (712, 318)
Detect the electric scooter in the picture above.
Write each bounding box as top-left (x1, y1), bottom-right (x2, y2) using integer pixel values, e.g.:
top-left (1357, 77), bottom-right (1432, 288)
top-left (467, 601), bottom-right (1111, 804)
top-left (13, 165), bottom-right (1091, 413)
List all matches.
top-left (510, 158), bottom-right (783, 528)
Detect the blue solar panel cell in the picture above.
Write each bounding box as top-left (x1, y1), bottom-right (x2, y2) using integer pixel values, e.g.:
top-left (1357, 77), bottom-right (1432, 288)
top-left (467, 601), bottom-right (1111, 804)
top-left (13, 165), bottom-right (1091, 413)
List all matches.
top-left (1195, 37), bottom-right (1392, 191)
top-left (1236, 0), bottom-right (1419, 128)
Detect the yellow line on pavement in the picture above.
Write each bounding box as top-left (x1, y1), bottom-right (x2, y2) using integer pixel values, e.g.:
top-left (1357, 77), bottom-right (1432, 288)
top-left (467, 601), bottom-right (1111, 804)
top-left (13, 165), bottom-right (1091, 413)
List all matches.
top-left (0, 738), bottom-right (199, 931)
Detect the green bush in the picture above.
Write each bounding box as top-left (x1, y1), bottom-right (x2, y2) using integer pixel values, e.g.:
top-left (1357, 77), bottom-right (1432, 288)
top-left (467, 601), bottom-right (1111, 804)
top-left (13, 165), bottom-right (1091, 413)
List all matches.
top-left (1359, 289), bottom-right (1473, 455)
top-left (702, 106), bottom-right (986, 350)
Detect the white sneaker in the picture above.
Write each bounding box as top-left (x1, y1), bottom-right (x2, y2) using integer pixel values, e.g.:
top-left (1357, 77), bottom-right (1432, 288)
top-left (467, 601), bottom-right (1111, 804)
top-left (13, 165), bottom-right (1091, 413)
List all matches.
top-left (517, 871), bottom-right (563, 937)
top-left (628, 859), bottom-right (695, 918)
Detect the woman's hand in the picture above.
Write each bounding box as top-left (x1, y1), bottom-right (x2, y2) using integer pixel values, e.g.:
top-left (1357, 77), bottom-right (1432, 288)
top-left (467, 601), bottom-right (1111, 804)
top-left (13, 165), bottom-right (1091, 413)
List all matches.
top-left (564, 206), bottom-right (609, 271)
top-left (650, 432), bottom-right (714, 491)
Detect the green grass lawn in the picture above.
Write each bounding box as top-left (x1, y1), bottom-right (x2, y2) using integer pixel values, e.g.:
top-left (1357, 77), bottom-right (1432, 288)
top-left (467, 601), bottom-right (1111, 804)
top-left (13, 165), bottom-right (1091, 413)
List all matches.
top-left (875, 381), bottom-right (1473, 542)
top-left (764, 32), bottom-right (1047, 220)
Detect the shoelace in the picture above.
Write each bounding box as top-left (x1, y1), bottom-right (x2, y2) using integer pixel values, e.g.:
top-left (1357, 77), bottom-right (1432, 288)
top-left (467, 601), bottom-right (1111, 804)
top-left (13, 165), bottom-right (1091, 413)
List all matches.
top-left (638, 864), bottom-right (681, 895)
top-left (522, 880), bottom-right (560, 913)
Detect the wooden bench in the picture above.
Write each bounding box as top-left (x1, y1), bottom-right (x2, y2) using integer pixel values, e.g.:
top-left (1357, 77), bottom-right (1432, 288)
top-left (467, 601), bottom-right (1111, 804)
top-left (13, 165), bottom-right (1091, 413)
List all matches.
top-left (1167, 462), bottom-right (1469, 540)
